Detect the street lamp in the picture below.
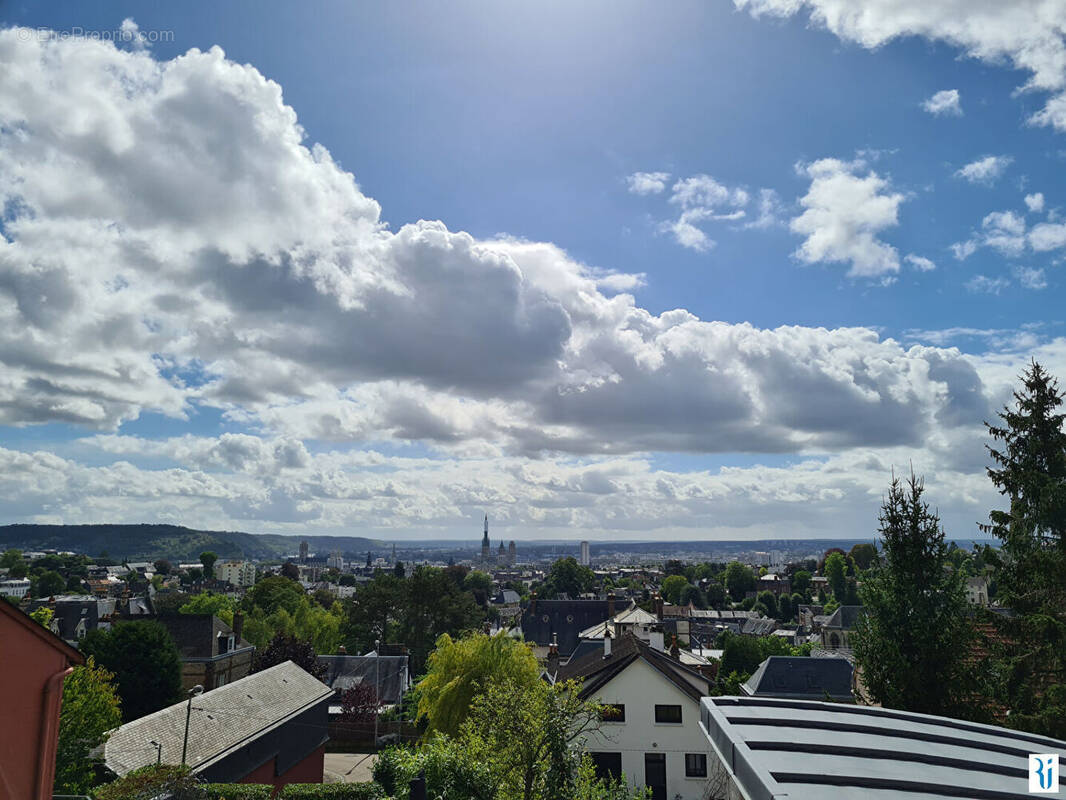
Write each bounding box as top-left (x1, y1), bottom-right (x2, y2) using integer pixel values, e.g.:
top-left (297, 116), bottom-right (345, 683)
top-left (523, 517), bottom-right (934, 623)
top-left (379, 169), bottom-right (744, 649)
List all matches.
top-left (149, 740), bottom-right (161, 765)
top-left (374, 639), bottom-right (381, 745)
top-left (181, 684), bottom-right (204, 766)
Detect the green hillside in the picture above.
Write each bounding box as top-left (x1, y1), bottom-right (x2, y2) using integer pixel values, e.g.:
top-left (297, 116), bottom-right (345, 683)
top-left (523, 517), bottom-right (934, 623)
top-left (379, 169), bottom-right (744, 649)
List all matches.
top-left (0, 524), bottom-right (382, 562)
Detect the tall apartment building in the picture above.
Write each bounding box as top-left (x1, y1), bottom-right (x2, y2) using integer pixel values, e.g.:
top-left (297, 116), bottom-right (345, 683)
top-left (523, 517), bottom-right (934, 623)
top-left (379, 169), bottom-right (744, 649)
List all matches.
top-left (216, 561), bottom-right (256, 588)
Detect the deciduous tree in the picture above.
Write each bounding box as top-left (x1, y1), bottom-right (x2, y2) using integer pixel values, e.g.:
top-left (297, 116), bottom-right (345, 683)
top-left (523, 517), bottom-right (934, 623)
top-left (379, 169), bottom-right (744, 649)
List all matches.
top-left (54, 656), bottom-right (122, 795)
top-left (80, 620), bottom-right (182, 721)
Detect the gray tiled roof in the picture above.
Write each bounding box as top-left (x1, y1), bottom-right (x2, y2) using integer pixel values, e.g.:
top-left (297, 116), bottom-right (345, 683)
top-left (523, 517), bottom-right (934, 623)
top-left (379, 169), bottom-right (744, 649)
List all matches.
top-left (104, 661), bottom-right (332, 776)
top-left (317, 654), bottom-right (410, 705)
top-left (701, 695), bottom-right (1066, 799)
top-left (823, 604), bottom-right (866, 630)
top-left (742, 656), bottom-right (853, 701)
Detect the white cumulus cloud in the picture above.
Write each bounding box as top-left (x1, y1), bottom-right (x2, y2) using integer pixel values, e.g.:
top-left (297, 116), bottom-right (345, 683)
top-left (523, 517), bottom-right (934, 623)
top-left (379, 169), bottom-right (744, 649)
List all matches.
top-left (1025, 192), bottom-right (1046, 213)
top-left (922, 89), bottom-right (962, 116)
top-left (791, 158), bottom-right (904, 278)
top-left (955, 155), bottom-right (1013, 185)
top-left (626, 171), bottom-right (671, 195)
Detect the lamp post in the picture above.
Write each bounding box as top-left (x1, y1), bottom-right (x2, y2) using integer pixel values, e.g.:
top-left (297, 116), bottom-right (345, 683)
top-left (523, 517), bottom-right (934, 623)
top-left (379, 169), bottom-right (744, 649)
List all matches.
top-left (181, 684), bottom-right (204, 766)
top-left (374, 639), bottom-right (381, 746)
top-left (149, 740), bottom-right (161, 765)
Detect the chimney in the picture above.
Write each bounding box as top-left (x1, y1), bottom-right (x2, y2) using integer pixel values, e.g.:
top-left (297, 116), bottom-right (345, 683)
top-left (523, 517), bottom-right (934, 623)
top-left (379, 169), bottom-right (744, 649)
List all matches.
top-left (547, 633), bottom-right (560, 673)
top-left (603, 628), bottom-right (612, 659)
top-left (654, 592), bottom-right (663, 619)
top-left (232, 610), bottom-right (244, 643)
top-left (670, 634), bottom-right (680, 660)
top-left (338, 645), bottom-right (347, 655)
top-left (607, 592), bottom-right (615, 618)
top-left (649, 627), bottom-right (664, 652)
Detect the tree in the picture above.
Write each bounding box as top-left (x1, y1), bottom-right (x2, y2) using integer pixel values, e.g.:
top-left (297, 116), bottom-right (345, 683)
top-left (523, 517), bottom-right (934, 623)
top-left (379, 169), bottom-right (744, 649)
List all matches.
top-left (152, 558), bottom-right (173, 576)
top-left (179, 590), bottom-right (237, 626)
top-left (849, 543), bottom-right (878, 571)
top-left (80, 620), bottom-right (182, 721)
top-left (344, 573), bottom-right (404, 653)
top-left (777, 594), bottom-right (792, 622)
top-left (791, 570), bottom-right (811, 595)
top-left (540, 557), bottom-right (595, 599)
top-left (852, 472), bottom-right (975, 718)
top-left (280, 561), bottom-right (301, 581)
top-left (252, 632), bottom-right (327, 679)
top-left (756, 590), bottom-right (778, 618)
top-left (398, 566), bottom-right (483, 673)
top-left (246, 575), bottom-right (306, 615)
top-left (93, 765), bottom-right (200, 800)
top-left (724, 561), bottom-right (755, 602)
top-left (199, 551), bottom-right (218, 580)
top-left (339, 682), bottom-right (379, 726)
top-left (463, 570), bottom-right (492, 595)
top-left (37, 570), bottom-right (66, 597)
top-left (719, 632), bottom-right (763, 677)
top-left (660, 574), bottom-right (689, 605)
top-left (1, 548), bottom-right (26, 578)
top-left (54, 656), bottom-right (122, 795)
top-left (417, 631), bottom-right (541, 737)
top-left (679, 583), bottom-right (705, 609)
top-left (30, 606), bottom-right (54, 628)
top-left (823, 552), bottom-right (847, 600)
top-left (982, 360), bottom-right (1066, 736)
top-left (703, 580), bottom-right (727, 608)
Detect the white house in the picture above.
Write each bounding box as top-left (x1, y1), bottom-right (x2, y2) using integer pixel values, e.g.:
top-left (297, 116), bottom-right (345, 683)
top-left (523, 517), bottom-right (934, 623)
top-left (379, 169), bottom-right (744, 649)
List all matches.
top-left (555, 632), bottom-right (715, 800)
top-left (216, 560), bottom-right (256, 588)
top-left (0, 578), bottom-right (31, 599)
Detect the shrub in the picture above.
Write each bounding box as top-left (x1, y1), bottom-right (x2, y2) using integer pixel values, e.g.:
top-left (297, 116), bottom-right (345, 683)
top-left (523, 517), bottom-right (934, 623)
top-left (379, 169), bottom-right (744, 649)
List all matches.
top-left (201, 785), bottom-right (272, 799)
top-left (278, 783), bottom-right (385, 799)
top-left (93, 765), bottom-right (200, 800)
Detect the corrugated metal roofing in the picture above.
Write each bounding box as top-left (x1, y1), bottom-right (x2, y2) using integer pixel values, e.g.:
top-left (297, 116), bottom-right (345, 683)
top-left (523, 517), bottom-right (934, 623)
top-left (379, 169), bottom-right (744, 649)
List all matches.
top-left (700, 696), bottom-right (1066, 799)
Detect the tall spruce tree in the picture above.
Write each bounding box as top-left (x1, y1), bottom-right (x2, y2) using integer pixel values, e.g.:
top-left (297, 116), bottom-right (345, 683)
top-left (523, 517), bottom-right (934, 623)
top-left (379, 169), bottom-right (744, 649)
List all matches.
top-left (983, 361), bottom-right (1066, 737)
top-left (852, 472), bottom-right (974, 716)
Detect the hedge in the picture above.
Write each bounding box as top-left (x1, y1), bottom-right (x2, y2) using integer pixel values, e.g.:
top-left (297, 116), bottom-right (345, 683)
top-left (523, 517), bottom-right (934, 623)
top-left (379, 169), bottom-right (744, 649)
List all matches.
top-left (201, 786), bottom-right (273, 799)
top-left (278, 784), bottom-right (385, 799)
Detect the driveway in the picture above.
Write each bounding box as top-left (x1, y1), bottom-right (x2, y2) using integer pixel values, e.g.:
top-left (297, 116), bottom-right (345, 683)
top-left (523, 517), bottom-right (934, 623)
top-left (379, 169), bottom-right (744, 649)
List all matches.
top-left (323, 752), bottom-right (378, 784)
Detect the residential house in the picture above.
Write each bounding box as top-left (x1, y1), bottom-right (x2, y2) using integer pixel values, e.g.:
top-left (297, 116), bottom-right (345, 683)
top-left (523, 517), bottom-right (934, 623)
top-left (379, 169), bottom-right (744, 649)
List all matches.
top-left (966, 576), bottom-right (990, 607)
top-left (819, 605), bottom-right (866, 650)
top-left (755, 573), bottom-right (791, 596)
top-left (556, 633), bottom-right (716, 800)
top-left (700, 695), bottom-right (1066, 799)
top-left (155, 613), bottom-right (255, 691)
top-left (29, 595), bottom-right (115, 644)
top-left (317, 652), bottom-right (411, 711)
top-left (741, 656), bottom-right (853, 702)
top-left (0, 599), bottom-right (84, 800)
top-left (520, 595), bottom-right (614, 658)
top-left (104, 661), bottom-right (332, 790)
top-left (217, 560), bottom-right (257, 588)
top-left (0, 577), bottom-right (31, 599)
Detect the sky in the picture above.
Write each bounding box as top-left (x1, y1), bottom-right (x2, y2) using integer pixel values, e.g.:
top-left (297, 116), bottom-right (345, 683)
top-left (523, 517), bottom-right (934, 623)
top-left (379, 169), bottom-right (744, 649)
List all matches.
top-left (0, 1), bottom-right (1064, 541)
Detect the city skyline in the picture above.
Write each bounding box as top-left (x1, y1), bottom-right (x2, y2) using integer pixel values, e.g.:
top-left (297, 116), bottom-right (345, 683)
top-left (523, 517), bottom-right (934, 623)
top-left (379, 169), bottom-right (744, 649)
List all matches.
top-left (0, 2), bottom-right (1065, 540)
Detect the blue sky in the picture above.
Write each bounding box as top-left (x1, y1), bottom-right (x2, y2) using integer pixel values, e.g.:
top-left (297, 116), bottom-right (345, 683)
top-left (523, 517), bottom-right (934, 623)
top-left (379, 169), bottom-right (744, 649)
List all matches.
top-left (0, 1), bottom-right (1064, 540)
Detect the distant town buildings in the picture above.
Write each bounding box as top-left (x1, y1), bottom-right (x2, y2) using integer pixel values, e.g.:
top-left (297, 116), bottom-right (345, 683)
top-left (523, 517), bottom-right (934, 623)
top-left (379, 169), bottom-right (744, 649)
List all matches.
top-left (216, 560), bottom-right (256, 588)
top-left (299, 540), bottom-right (309, 562)
top-left (327, 550), bottom-right (344, 570)
top-left (580, 540), bottom-right (591, 566)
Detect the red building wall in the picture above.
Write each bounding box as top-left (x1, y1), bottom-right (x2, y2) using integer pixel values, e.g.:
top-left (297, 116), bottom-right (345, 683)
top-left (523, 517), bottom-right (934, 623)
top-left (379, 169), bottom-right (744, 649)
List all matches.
top-left (0, 603), bottom-right (83, 800)
top-left (237, 745), bottom-right (325, 792)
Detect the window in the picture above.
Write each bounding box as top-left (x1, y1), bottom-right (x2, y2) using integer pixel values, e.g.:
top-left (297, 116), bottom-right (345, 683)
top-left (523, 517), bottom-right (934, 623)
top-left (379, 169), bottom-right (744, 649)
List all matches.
top-left (600, 703), bottom-right (625, 722)
top-left (685, 753), bottom-right (707, 778)
top-left (590, 752), bottom-right (622, 782)
top-left (654, 704), bottom-right (682, 724)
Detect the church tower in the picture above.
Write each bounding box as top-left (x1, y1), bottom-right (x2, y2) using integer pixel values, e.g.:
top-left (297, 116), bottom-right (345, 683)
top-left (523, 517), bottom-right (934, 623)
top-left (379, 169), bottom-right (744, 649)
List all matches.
top-left (481, 514), bottom-right (490, 563)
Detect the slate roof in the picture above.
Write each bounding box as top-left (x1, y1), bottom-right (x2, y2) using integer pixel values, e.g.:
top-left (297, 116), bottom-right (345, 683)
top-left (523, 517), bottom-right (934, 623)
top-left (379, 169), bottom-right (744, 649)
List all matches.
top-left (701, 695), bottom-right (1066, 800)
top-left (556, 633), bottom-right (714, 703)
top-left (104, 661), bottom-right (332, 776)
top-left (577, 602), bottom-right (659, 638)
top-left (154, 614), bottom-right (253, 660)
top-left (317, 654), bottom-right (410, 705)
top-left (822, 605), bottom-right (866, 630)
top-left (741, 656), bottom-right (853, 702)
top-left (494, 589), bottom-right (520, 605)
top-left (520, 599), bottom-right (612, 656)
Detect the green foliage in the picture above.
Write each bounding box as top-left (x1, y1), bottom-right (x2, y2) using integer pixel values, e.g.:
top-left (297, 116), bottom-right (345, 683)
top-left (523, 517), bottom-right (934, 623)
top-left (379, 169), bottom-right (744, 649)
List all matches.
top-left (397, 566), bottom-right (484, 673)
top-left (80, 620), bottom-right (182, 721)
top-left (822, 598), bottom-right (840, 615)
top-left (246, 575), bottom-right (305, 615)
top-left (179, 591), bottom-right (238, 626)
top-left (660, 574), bottom-right (689, 605)
top-left (279, 784), bottom-right (384, 799)
top-left (852, 472), bottom-right (977, 718)
top-left (724, 561), bottom-right (755, 602)
top-left (417, 631), bottom-right (541, 737)
top-left (200, 786), bottom-right (273, 799)
top-left (777, 594), bottom-right (792, 622)
top-left (0, 547), bottom-right (22, 568)
top-left (37, 569), bottom-right (66, 597)
top-left (790, 570), bottom-right (811, 595)
top-left (30, 605), bottom-right (53, 627)
top-left (823, 552), bottom-right (847, 600)
top-left (344, 573), bottom-right (404, 653)
top-left (540, 557), bottom-right (596, 599)
top-left (574, 755), bottom-right (652, 800)
top-left (982, 361), bottom-right (1066, 737)
top-left (199, 551), bottom-right (218, 579)
top-left (92, 764), bottom-right (200, 800)
top-left (756, 590), bottom-right (778, 618)
top-left (464, 570), bottom-right (492, 595)
top-left (719, 633), bottom-right (763, 676)
top-left (252, 632), bottom-right (327, 679)
top-left (703, 580), bottom-right (727, 608)
top-left (678, 583), bottom-right (705, 608)
top-left (848, 543), bottom-right (878, 571)
top-left (55, 656), bottom-right (123, 795)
